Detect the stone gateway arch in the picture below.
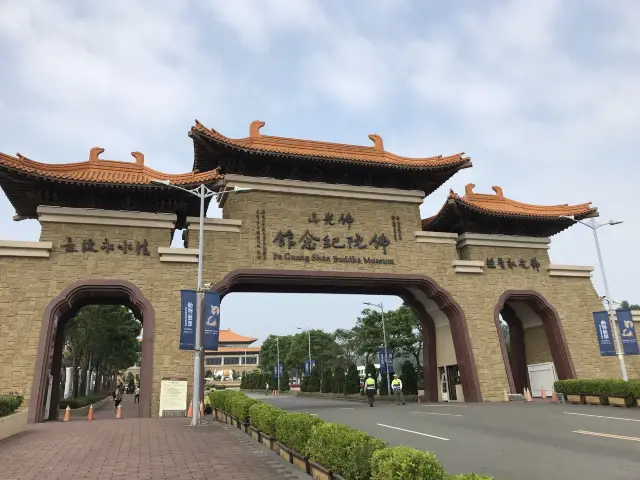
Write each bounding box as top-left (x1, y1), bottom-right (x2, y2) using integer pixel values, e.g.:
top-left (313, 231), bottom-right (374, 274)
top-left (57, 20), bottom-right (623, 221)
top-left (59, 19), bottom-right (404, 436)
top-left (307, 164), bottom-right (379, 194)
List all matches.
top-left (0, 119), bottom-right (636, 422)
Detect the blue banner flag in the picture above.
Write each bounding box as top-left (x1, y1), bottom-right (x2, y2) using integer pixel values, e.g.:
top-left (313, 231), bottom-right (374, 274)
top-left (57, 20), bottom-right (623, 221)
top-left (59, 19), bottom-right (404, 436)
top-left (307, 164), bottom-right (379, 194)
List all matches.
top-left (304, 359), bottom-right (316, 375)
top-left (616, 309), bottom-right (639, 355)
top-left (203, 291), bottom-right (221, 351)
top-left (180, 290), bottom-right (197, 350)
top-left (378, 348), bottom-right (395, 374)
top-left (274, 363), bottom-right (284, 378)
top-left (593, 311), bottom-right (616, 356)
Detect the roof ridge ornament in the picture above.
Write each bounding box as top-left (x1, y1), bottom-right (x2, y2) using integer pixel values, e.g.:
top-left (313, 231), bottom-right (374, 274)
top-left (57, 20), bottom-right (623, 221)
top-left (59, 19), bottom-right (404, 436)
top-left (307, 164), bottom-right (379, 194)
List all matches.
top-left (368, 134), bottom-right (384, 151)
top-left (464, 183), bottom-right (476, 197)
top-left (491, 186), bottom-right (504, 199)
top-left (249, 120), bottom-right (265, 138)
top-left (131, 152), bottom-right (144, 166)
top-left (89, 147), bottom-right (105, 163)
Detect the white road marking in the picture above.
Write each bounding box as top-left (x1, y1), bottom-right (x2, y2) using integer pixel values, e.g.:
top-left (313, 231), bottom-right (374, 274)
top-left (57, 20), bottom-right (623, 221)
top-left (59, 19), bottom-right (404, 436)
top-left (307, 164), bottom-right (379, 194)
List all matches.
top-left (376, 423), bottom-right (450, 441)
top-left (563, 412), bottom-right (640, 422)
top-left (410, 411), bottom-right (462, 417)
top-left (420, 404), bottom-right (467, 408)
top-left (308, 413), bottom-right (318, 416)
top-left (340, 407), bottom-right (354, 410)
top-left (573, 430), bottom-right (640, 442)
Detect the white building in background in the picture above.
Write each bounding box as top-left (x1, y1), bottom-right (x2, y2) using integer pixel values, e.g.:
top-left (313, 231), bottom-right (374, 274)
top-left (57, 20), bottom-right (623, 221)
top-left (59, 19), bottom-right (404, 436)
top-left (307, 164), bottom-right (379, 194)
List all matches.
top-left (204, 329), bottom-right (261, 378)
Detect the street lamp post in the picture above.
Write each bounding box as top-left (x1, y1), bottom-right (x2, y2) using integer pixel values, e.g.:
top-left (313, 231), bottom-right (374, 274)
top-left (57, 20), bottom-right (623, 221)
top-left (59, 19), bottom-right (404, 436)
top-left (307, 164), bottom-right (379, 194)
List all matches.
top-left (152, 180), bottom-right (250, 425)
top-left (567, 216), bottom-right (627, 381)
top-left (363, 302), bottom-right (392, 396)
top-left (297, 327), bottom-right (312, 377)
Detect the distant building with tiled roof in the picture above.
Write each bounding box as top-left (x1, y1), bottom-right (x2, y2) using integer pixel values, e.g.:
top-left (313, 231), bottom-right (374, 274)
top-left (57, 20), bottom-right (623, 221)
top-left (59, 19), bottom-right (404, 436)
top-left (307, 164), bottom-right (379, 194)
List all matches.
top-left (204, 329), bottom-right (260, 377)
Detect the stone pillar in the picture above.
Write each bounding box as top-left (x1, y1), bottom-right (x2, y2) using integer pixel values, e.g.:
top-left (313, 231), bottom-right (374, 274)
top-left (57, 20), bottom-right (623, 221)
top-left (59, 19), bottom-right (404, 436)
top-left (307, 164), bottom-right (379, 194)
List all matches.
top-left (64, 367), bottom-right (72, 399)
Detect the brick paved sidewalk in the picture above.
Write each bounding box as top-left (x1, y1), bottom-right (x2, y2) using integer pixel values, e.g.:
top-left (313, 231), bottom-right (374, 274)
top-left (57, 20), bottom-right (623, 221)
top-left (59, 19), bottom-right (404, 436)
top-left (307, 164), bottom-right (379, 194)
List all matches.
top-left (0, 416), bottom-right (301, 480)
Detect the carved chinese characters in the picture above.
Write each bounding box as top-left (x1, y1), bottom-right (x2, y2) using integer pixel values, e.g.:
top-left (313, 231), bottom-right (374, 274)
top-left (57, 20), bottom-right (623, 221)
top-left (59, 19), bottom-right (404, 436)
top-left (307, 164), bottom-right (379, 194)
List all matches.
top-left (61, 237), bottom-right (151, 256)
top-left (486, 256), bottom-right (541, 272)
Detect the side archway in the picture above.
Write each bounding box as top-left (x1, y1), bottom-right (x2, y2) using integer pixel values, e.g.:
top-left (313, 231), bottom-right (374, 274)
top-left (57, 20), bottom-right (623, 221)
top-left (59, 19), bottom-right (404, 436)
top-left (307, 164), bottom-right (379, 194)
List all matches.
top-left (28, 279), bottom-right (155, 423)
top-left (213, 269), bottom-right (483, 402)
top-left (494, 290), bottom-right (576, 395)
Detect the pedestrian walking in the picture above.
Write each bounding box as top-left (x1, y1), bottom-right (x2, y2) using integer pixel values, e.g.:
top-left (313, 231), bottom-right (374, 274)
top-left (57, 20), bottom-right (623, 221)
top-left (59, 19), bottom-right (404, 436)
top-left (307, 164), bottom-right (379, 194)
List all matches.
top-left (364, 374), bottom-right (376, 407)
top-left (391, 374), bottom-right (405, 405)
top-left (134, 385), bottom-right (140, 404)
top-left (265, 382), bottom-right (270, 396)
top-left (113, 385), bottom-right (123, 414)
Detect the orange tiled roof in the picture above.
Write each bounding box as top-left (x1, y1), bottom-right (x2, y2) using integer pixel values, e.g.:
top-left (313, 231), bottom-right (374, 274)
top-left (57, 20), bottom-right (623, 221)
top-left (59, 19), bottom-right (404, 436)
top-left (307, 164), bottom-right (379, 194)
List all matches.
top-left (192, 120), bottom-right (470, 169)
top-left (218, 329), bottom-right (258, 344)
top-left (456, 184), bottom-right (596, 218)
top-left (0, 147), bottom-right (223, 186)
top-left (205, 347), bottom-right (261, 354)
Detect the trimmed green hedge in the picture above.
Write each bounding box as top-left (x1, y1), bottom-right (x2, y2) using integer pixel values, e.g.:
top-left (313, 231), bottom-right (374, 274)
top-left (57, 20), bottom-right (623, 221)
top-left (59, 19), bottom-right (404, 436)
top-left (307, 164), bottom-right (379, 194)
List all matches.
top-left (212, 391), bottom-right (489, 479)
top-left (554, 379), bottom-right (640, 402)
top-left (308, 422), bottom-right (386, 480)
top-left (59, 392), bottom-right (108, 410)
top-left (275, 412), bottom-right (324, 457)
top-left (0, 394), bottom-right (24, 417)
top-left (249, 402), bottom-right (282, 437)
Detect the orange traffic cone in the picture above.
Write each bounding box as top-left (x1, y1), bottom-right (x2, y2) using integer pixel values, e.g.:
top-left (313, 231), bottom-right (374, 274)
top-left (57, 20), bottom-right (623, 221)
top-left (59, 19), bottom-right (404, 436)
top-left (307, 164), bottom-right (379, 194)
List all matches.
top-left (524, 388), bottom-right (533, 402)
top-left (63, 405), bottom-right (71, 422)
top-left (551, 389), bottom-right (559, 403)
top-left (541, 387), bottom-right (547, 400)
top-left (87, 404), bottom-right (94, 421)
top-left (116, 404), bottom-right (123, 419)
top-left (187, 401), bottom-right (193, 418)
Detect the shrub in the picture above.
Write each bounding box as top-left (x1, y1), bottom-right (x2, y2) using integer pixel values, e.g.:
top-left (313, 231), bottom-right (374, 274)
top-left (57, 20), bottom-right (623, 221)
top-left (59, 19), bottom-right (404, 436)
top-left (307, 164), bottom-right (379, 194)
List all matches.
top-left (371, 446), bottom-right (446, 480)
top-left (249, 402), bottom-right (283, 436)
top-left (59, 392), bottom-right (107, 410)
top-left (401, 361), bottom-right (419, 395)
top-left (229, 394), bottom-right (258, 422)
top-left (308, 422), bottom-right (386, 480)
top-left (0, 394), bottom-right (24, 417)
top-left (345, 364), bottom-right (361, 394)
top-left (281, 369), bottom-right (290, 391)
top-left (555, 379), bottom-right (638, 403)
top-left (629, 380), bottom-right (640, 401)
top-left (332, 368), bottom-right (345, 394)
top-left (321, 367), bottom-right (333, 393)
top-left (276, 412), bottom-right (324, 456)
top-left (301, 376), bottom-right (310, 392)
top-left (379, 374), bottom-right (389, 395)
top-left (308, 365), bottom-right (321, 392)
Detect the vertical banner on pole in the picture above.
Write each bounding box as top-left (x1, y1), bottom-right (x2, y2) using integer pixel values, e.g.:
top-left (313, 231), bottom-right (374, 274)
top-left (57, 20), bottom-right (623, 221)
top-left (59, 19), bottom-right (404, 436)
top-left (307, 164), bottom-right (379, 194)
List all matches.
top-left (378, 348), bottom-right (395, 374)
top-left (180, 290), bottom-right (197, 350)
top-left (615, 309), bottom-right (639, 355)
top-left (203, 291), bottom-right (221, 351)
top-left (273, 363), bottom-right (283, 378)
top-left (592, 311), bottom-right (616, 356)
top-left (304, 360), bottom-right (316, 375)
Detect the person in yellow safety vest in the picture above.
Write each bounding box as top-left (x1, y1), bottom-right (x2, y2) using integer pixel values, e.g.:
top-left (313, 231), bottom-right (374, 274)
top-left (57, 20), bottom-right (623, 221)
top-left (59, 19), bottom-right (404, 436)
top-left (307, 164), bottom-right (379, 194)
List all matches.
top-left (364, 374), bottom-right (377, 407)
top-left (391, 374), bottom-right (405, 405)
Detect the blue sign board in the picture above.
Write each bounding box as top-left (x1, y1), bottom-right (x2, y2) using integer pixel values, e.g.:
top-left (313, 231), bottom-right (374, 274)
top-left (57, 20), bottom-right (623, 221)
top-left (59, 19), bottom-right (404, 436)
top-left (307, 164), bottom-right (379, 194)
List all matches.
top-left (304, 359), bottom-right (316, 375)
top-left (179, 290), bottom-right (221, 351)
top-left (203, 291), bottom-right (221, 351)
top-left (616, 309), bottom-right (639, 355)
top-left (378, 348), bottom-right (395, 374)
top-left (180, 290), bottom-right (197, 350)
top-left (593, 311), bottom-right (616, 356)
top-left (274, 363), bottom-right (284, 378)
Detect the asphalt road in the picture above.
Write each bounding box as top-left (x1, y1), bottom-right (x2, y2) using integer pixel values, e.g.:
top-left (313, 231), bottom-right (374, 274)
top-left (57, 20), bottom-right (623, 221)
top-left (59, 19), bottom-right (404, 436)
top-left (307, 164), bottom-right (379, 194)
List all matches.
top-left (248, 394), bottom-right (640, 480)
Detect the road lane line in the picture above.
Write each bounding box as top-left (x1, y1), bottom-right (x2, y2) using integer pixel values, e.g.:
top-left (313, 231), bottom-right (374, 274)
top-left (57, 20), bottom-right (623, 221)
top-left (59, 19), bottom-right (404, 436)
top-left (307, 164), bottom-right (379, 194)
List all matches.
top-left (340, 407), bottom-right (355, 410)
top-left (410, 411), bottom-right (462, 417)
top-left (563, 412), bottom-right (640, 422)
top-left (573, 430), bottom-right (640, 442)
top-left (377, 423), bottom-right (450, 441)
top-left (420, 404), bottom-right (467, 408)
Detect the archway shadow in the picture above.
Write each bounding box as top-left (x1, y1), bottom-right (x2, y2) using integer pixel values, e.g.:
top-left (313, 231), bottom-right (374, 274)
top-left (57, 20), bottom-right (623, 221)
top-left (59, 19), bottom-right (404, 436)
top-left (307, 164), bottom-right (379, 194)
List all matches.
top-left (213, 269), bottom-right (483, 402)
top-left (494, 290), bottom-right (576, 395)
top-left (29, 280), bottom-right (154, 423)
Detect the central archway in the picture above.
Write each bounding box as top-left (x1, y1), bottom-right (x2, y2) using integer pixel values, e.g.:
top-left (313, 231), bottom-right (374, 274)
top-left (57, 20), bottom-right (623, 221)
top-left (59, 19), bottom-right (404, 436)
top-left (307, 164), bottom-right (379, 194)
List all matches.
top-left (213, 269), bottom-right (482, 402)
top-left (29, 279), bottom-right (155, 423)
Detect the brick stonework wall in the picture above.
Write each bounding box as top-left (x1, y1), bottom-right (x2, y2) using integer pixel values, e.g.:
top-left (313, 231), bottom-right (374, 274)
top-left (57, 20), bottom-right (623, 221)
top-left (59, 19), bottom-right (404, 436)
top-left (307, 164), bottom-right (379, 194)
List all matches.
top-left (524, 326), bottom-right (553, 366)
top-left (1, 185), bottom-right (637, 417)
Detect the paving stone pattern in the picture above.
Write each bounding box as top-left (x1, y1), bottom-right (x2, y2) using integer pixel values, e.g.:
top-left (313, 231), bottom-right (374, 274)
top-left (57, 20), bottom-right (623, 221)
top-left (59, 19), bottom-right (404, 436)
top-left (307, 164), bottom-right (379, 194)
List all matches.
top-left (0, 415), bottom-right (300, 480)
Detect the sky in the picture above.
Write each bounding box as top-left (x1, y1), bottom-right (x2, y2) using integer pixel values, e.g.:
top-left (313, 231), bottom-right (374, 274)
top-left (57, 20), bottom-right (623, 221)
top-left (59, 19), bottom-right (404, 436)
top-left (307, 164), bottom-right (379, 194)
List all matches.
top-left (0, 0), bottom-right (638, 344)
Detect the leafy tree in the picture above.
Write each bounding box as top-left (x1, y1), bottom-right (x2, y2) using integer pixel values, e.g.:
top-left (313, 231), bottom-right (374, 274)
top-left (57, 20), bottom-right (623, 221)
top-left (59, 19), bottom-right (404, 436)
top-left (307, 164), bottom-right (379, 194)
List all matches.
top-left (400, 360), bottom-right (418, 395)
top-left (259, 335), bottom-right (292, 374)
top-left (232, 370), bottom-right (240, 380)
top-left (308, 365), bottom-right (321, 392)
top-left (379, 374), bottom-right (389, 396)
top-left (333, 368), bottom-right (345, 394)
top-left (345, 364), bottom-right (360, 394)
top-left (240, 375), bottom-right (246, 389)
top-left (334, 328), bottom-right (359, 370)
top-left (205, 370), bottom-right (212, 378)
top-left (321, 367), bottom-right (333, 393)
top-left (301, 375), bottom-right (310, 392)
top-left (287, 330), bottom-right (341, 372)
top-left (501, 320), bottom-right (512, 359)
top-left (365, 363), bottom-right (377, 379)
top-left (620, 300), bottom-right (640, 310)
